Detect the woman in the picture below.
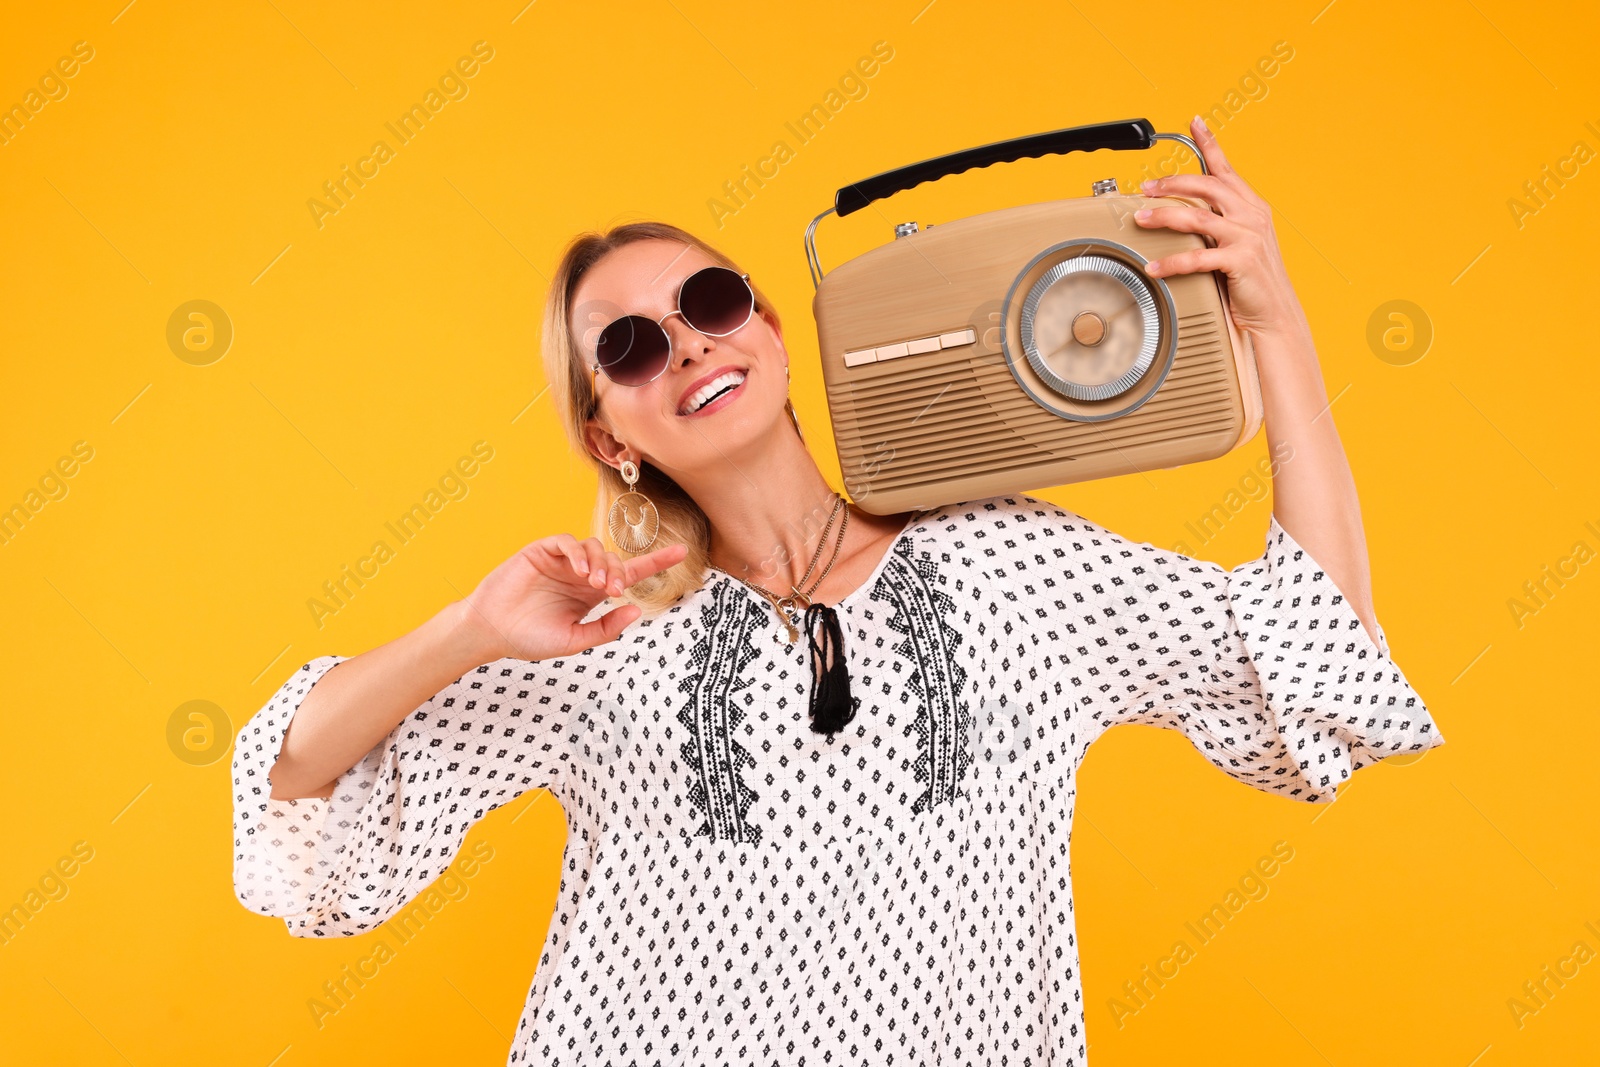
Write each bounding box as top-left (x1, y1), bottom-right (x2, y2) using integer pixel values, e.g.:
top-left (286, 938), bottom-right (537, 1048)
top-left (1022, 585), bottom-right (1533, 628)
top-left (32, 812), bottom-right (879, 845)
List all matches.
top-left (233, 118), bottom-right (1443, 1065)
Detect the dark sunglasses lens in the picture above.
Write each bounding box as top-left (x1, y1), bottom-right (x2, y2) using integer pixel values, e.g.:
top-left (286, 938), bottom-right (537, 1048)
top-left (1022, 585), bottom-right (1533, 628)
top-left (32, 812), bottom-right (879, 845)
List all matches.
top-left (596, 315), bottom-right (669, 386)
top-left (679, 267), bottom-right (753, 336)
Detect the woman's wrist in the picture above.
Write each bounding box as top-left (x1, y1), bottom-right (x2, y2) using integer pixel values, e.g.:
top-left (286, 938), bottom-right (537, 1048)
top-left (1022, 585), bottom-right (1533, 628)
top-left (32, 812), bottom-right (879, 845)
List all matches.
top-left (1247, 310), bottom-right (1324, 388)
top-left (1242, 296), bottom-right (1313, 348)
top-left (433, 598), bottom-right (507, 671)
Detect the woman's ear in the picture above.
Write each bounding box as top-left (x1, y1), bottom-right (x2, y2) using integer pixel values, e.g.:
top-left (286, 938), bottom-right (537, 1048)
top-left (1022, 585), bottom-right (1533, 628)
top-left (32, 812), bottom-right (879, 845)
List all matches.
top-left (760, 307), bottom-right (785, 355)
top-left (583, 416), bottom-right (626, 470)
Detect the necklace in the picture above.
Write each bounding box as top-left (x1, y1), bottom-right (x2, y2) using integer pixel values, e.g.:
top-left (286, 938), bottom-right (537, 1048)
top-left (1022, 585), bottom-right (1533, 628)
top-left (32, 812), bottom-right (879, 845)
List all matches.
top-left (730, 493), bottom-right (850, 644)
top-left (787, 494), bottom-right (845, 601)
top-left (724, 492), bottom-right (862, 735)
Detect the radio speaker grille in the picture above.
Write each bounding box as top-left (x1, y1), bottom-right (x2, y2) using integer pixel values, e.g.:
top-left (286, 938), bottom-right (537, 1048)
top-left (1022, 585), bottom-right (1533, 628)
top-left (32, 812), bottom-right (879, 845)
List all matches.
top-left (831, 312), bottom-right (1235, 495)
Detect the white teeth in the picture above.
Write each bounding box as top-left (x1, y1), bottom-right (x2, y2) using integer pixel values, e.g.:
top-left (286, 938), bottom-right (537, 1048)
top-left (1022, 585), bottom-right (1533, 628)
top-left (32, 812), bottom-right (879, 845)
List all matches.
top-left (681, 370), bottom-right (746, 414)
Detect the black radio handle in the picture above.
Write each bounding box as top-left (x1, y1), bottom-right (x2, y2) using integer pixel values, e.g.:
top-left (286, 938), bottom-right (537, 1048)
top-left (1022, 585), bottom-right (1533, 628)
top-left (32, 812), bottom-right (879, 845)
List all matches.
top-left (833, 118), bottom-right (1160, 218)
top-left (805, 118), bottom-right (1206, 288)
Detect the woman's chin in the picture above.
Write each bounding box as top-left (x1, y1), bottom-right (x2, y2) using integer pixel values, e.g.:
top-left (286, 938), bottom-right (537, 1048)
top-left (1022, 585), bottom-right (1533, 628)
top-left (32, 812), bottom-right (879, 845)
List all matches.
top-left (673, 392), bottom-right (788, 447)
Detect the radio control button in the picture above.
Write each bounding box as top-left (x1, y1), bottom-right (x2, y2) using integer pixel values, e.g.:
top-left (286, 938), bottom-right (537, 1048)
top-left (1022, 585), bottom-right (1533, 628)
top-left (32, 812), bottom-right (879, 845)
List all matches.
top-left (907, 335), bottom-right (941, 355)
top-left (842, 347), bottom-right (878, 367)
top-left (1071, 312), bottom-right (1107, 346)
top-left (875, 342), bottom-right (910, 360)
top-left (939, 329), bottom-right (976, 348)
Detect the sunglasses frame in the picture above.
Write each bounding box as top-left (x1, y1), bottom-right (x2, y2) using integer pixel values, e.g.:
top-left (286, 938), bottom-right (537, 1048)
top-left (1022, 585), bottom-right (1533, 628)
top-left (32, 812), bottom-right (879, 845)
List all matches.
top-left (588, 267), bottom-right (755, 398)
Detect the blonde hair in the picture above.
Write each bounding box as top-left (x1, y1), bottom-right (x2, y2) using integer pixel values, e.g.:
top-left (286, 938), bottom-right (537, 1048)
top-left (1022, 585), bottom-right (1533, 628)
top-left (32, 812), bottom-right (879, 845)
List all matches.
top-left (540, 220), bottom-right (803, 619)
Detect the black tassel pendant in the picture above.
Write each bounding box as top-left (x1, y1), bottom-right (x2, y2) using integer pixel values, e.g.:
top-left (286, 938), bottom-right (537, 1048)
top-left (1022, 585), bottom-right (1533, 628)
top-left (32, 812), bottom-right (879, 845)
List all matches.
top-left (803, 601), bottom-right (858, 735)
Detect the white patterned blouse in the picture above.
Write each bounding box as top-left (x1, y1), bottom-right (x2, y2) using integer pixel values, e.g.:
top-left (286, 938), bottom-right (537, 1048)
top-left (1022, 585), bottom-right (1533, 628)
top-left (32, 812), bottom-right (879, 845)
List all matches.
top-left (233, 493), bottom-right (1445, 1066)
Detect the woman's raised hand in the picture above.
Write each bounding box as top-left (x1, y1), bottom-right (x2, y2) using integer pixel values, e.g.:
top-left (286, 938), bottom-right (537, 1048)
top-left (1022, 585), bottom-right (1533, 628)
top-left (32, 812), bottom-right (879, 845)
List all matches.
top-left (454, 534), bottom-right (689, 664)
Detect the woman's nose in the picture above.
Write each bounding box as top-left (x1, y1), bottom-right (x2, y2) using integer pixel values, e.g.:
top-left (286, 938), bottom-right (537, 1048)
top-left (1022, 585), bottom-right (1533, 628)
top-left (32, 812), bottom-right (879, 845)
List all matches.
top-left (661, 312), bottom-right (714, 361)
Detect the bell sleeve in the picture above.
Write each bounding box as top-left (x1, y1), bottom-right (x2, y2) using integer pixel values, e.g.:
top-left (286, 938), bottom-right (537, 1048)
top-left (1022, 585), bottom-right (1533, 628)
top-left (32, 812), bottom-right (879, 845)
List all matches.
top-left (1008, 496), bottom-right (1445, 803)
top-left (231, 641), bottom-right (612, 937)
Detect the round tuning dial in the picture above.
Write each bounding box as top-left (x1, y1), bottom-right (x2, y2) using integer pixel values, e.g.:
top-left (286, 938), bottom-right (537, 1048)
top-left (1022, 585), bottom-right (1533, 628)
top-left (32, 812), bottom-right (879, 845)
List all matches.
top-left (1018, 254), bottom-right (1161, 403)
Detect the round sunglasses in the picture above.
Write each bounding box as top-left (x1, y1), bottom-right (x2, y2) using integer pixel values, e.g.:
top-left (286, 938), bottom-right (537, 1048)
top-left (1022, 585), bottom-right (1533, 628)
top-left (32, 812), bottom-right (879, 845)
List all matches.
top-left (587, 266), bottom-right (755, 395)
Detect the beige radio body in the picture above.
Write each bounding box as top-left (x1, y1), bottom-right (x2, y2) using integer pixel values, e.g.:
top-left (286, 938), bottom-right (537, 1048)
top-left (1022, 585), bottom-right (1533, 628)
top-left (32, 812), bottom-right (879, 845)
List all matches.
top-left (807, 120), bottom-right (1263, 515)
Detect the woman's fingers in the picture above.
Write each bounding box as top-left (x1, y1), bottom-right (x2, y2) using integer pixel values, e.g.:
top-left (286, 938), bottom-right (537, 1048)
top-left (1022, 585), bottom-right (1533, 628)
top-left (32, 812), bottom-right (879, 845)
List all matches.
top-left (581, 538), bottom-right (611, 591)
top-left (1134, 203), bottom-right (1254, 246)
top-left (622, 542), bottom-right (689, 585)
top-left (570, 602), bottom-right (642, 649)
top-left (576, 541), bottom-right (636, 598)
top-left (538, 533), bottom-right (586, 579)
top-left (521, 532), bottom-right (687, 599)
top-left (1190, 115), bottom-right (1236, 180)
top-left (1189, 116), bottom-right (1265, 205)
top-left (1140, 173), bottom-right (1249, 218)
top-left (1144, 246), bottom-right (1232, 279)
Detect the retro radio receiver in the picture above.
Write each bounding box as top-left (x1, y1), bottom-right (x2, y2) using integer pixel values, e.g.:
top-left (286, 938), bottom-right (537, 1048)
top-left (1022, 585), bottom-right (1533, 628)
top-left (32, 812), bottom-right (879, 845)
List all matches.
top-left (806, 118), bottom-right (1263, 515)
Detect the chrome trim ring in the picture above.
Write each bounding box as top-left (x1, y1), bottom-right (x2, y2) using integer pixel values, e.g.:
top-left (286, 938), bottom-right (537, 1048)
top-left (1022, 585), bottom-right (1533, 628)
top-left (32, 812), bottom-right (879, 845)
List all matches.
top-left (1018, 254), bottom-right (1161, 402)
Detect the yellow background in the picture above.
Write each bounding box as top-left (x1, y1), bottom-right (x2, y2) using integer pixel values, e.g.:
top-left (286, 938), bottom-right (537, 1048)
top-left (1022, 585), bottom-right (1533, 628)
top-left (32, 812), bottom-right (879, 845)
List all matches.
top-left (2, 0), bottom-right (1595, 1063)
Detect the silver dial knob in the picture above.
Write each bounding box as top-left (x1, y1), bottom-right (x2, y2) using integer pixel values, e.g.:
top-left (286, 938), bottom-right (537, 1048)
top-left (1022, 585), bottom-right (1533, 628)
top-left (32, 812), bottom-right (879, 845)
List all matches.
top-left (1019, 254), bottom-right (1160, 402)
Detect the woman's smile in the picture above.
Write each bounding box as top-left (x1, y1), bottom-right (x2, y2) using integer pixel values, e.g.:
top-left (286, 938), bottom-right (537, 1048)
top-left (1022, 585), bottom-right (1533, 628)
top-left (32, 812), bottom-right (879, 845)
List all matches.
top-left (677, 367), bottom-right (749, 418)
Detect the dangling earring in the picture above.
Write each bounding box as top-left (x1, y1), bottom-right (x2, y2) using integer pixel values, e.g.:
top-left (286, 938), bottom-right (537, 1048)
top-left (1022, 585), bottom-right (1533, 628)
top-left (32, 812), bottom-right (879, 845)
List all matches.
top-left (783, 363), bottom-right (805, 440)
top-left (608, 458), bottom-right (660, 553)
